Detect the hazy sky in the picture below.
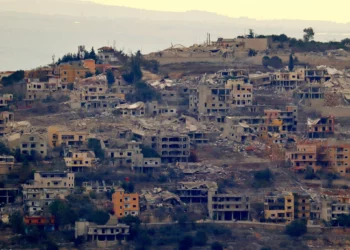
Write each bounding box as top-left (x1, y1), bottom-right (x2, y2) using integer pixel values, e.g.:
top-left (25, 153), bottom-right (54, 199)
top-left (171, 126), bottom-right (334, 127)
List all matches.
top-left (91, 0), bottom-right (349, 23)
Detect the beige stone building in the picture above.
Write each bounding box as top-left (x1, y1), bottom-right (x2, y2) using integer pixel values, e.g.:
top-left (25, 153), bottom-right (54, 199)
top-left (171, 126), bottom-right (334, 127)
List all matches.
top-left (22, 172), bottom-right (75, 215)
top-left (48, 125), bottom-right (88, 148)
top-left (0, 94), bottom-right (13, 108)
top-left (64, 149), bottom-right (96, 172)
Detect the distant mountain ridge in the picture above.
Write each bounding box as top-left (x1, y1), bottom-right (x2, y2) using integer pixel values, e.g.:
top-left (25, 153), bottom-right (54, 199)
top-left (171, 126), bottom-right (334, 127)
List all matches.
top-left (1, 0), bottom-right (350, 70)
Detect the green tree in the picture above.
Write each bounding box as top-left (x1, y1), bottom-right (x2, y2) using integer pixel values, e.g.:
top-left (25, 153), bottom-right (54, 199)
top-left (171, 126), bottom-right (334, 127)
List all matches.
top-left (126, 82), bottom-right (160, 103)
top-left (1, 70), bottom-right (25, 86)
top-left (268, 56), bottom-right (283, 69)
top-left (194, 230), bottom-right (208, 246)
top-left (49, 200), bottom-right (77, 228)
top-left (262, 56), bottom-right (270, 68)
top-left (46, 241), bottom-right (59, 250)
top-left (247, 29), bottom-right (255, 38)
top-left (88, 138), bottom-right (105, 159)
top-left (288, 54), bottom-right (294, 71)
top-left (0, 142), bottom-right (12, 155)
top-left (285, 220), bottom-right (307, 237)
top-left (121, 181), bottom-right (135, 193)
top-left (106, 70), bottom-right (115, 86)
top-left (89, 47), bottom-right (97, 61)
top-left (9, 212), bottom-right (25, 234)
top-left (211, 242), bottom-right (223, 250)
top-left (91, 210), bottom-right (110, 225)
top-left (303, 27), bottom-right (315, 42)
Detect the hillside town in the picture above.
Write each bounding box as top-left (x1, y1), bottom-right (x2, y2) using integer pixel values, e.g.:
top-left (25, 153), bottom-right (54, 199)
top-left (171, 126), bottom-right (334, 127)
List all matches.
top-left (2, 29), bottom-right (350, 249)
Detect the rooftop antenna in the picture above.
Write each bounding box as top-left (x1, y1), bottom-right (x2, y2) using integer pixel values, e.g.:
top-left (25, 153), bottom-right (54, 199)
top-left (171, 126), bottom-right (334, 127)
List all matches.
top-left (52, 54), bottom-right (55, 65)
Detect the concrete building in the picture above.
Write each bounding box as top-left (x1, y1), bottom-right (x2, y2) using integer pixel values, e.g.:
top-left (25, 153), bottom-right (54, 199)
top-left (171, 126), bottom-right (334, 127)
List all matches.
top-left (75, 221), bottom-right (129, 248)
top-left (112, 188), bottom-right (139, 219)
top-left (293, 192), bottom-right (311, 221)
top-left (271, 69), bottom-right (305, 90)
top-left (226, 79), bottom-right (253, 108)
top-left (97, 47), bottom-right (119, 64)
top-left (115, 102), bottom-right (146, 117)
top-left (0, 155), bottom-right (16, 176)
top-left (82, 181), bottom-right (117, 194)
top-left (0, 111), bottom-right (14, 137)
top-left (48, 125), bottom-right (88, 148)
top-left (17, 133), bottom-right (48, 158)
top-left (249, 73), bottom-right (271, 86)
top-left (286, 140), bottom-right (350, 176)
top-left (264, 192), bottom-right (295, 223)
top-left (58, 60), bottom-right (92, 85)
top-left (0, 187), bottom-right (19, 204)
top-left (0, 94), bottom-right (13, 108)
top-left (307, 116), bottom-right (335, 138)
top-left (102, 140), bottom-right (144, 169)
top-left (305, 68), bottom-right (331, 83)
top-left (176, 182), bottom-right (218, 204)
top-left (64, 149), bottom-right (96, 172)
top-left (156, 134), bottom-right (190, 163)
top-left (146, 101), bottom-right (178, 116)
top-left (22, 172), bottom-right (74, 215)
top-left (294, 84), bottom-right (325, 107)
top-left (209, 193), bottom-right (250, 221)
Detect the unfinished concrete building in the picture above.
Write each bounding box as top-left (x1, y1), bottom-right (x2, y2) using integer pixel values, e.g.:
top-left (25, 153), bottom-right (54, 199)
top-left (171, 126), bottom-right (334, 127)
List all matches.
top-left (305, 68), bottom-right (331, 83)
top-left (208, 193), bottom-right (250, 221)
top-left (48, 125), bottom-right (88, 148)
top-left (307, 116), bottom-right (335, 138)
top-left (271, 69), bottom-right (305, 90)
top-left (101, 140), bottom-right (144, 168)
top-left (176, 182), bottom-right (217, 204)
top-left (22, 172), bottom-right (74, 215)
top-left (156, 134), bottom-right (190, 163)
top-left (294, 84), bottom-right (325, 107)
top-left (249, 73), bottom-right (271, 86)
top-left (264, 192), bottom-right (294, 223)
top-left (264, 106), bottom-right (298, 134)
top-left (75, 221), bottom-right (129, 248)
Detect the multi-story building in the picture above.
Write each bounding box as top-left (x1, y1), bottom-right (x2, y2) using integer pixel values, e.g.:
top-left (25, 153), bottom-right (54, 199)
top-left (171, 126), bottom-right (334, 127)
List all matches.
top-left (75, 221), bottom-right (129, 248)
top-left (0, 94), bottom-right (13, 108)
top-left (196, 79), bottom-right (253, 115)
top-left (112, 188), bottom-right (139, 219)
top-left (97, 47), bottom-right (119, 64)
top-left (0, 155), bottom-right (15, 176)
top-left (305, 68), bottom-right (331, 83)
top-left (22, 172), bottom-right (74, 215)
top-left (156, 134), bottom-right (190, 163)
top-left (17, 133), bottom-right (48, 158)
top-left (0, 111), bottom-right (14, 137)
top-left (102, 140), bottom-right (144, 169)
top-left (286, 140), bottom-right (350, 176)
top-left (64, 149), bottom-right (96, 172)
top-left (176, 182), bottom-right (218, 204)
top-left (294, 84), bottom-right (325, 107)
top-left (307, 116), bottom-right (335, 138)
top-left (293, 192), bottom-right (311, 221)
top-left (226, 79), bottom-right (253, 107)
top-left (208, 193), bottom-right (250, 221)
top-left (271, 68), bottom-right (305, 90)
top-left (264, 106), bottom-right (298, 134)
top-left (264, 192), bottom-right (295, 223)
top-left (48, 125), bottom-right (88, 148)
top-left (82, 181), bottom-right (117, 194)
top-left (58, 60), bottom-right (92, 85)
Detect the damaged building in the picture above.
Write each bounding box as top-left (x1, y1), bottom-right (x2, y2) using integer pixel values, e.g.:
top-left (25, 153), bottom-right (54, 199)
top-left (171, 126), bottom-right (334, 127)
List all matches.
top-left (307, 116), bottom-right (335, 138)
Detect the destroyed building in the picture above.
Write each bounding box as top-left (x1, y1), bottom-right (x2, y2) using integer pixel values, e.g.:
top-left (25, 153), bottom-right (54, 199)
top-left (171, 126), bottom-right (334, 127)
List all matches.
top-left (0, 111), bottom-right (14, 137)
top-left (264, 192), bottom-right (294, 223)
top-left (307, 116), bottom-right (335, 138)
